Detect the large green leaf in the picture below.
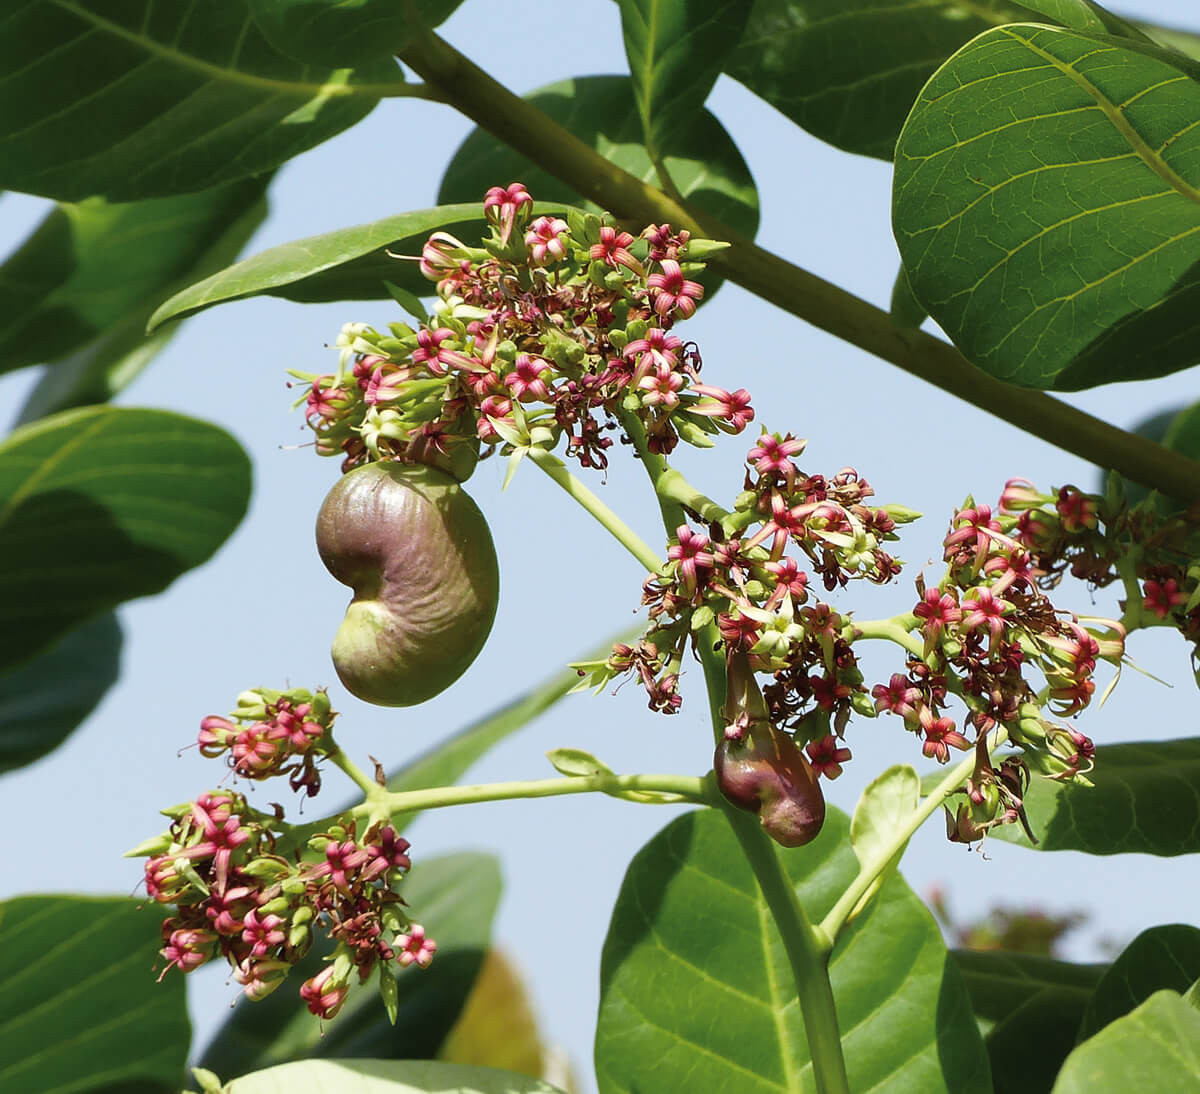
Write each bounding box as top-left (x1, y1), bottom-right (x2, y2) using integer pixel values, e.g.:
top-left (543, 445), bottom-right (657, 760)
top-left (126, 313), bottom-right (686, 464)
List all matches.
top-left (223, 1059), bottom-right (566, 1094)
top-left (1077, 925), bottom-right (1200, 1041)
top-left (951, 949), bottom-right (1106, 1093)
top-left (198, 852), bottom-right (501, 1078)
top-left (988, 739), bottom-right (1200, 855)
top-left (147, 204), bottom-right (566, 331)
top-left (893, 24), bottom-right (1200, 391)
top-left (248, 0), bottom-right (464, 67)
top-left (0, 895), bottom-right (190, 1094)
top-left (617, 0), bottom-right (751, 161)
top-left (725, 1), bottom-right (1149, 161)
top-left (594, 807), bottom-right (991, 1093)
top-left (1051, 990), bottom-right (1200, 1092)
top-left (0, 1), bottom-right (395, 202)
top-left (0, 612), bottom-right (121, 775)
top-left (0, 407), bottom-right (251, 671)
top-left (3, 179), bottom-right (270, 422)
top-left (438, 76), bottom-right (760, 243)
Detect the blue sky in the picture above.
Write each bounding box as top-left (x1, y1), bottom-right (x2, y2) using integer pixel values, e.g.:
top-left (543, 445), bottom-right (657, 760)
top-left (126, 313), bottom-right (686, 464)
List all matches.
top-left (3, 2), bottom-right (1200, 1088)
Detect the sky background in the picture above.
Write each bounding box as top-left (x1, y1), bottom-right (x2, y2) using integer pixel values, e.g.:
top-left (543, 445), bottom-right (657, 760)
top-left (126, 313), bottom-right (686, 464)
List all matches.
top-left (3, 2), bottom-right (1200, 1089)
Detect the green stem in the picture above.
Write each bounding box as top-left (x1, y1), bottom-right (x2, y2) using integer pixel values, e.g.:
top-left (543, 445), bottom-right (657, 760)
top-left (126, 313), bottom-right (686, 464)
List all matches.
top-left (725, 807), bottom-right (849, 1094)
top-left (851, 615), bottom-right (924, 659)
top-left (327, 745), bottom-right (386, 800)
top-left (818, 729), bottom-right (1008, 944)
top-left (527, 445), bottom-right (662, 572)
top-left (615, 409), bottom-right (687, 533)
top-left (397, 26), bottom-right (1200, 502)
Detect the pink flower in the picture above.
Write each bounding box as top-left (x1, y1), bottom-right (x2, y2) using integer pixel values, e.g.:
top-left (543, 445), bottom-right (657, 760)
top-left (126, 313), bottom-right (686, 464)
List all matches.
top-left (242, 909), bottom-right (286, 958)
top-left (1055, 486), bottom-right (1098, 533)
top-left (504, 354), bottom-right (553, 403)
top-left (637, 363), bottom-right (684, 408)
top-left (918, 706), bottom-right (970, 763)
top-left (524, 216), bottom-right (568, 265)
top-left (590, 226), bottom-right (641, 273)
top-left (159, 928), bottom-right (216, 976)
top-left (1143, 576), bottom-right (1188, 619)
top-left (688, 384), bottom-right (754, 432)
top-left (647, 259), bottom-right (703, 319)
top-left (872, 674), bottom-right (919, 721)
top-left (300, 965), bottom-right (349, 1019)
top-left (396, 924), bottom-right (438, 969)
top-left (805, 735), bottom-right (852, 779)
top-left (483, 182), bottom-right (533, 244)
top-left (960, 588), bottom-right (1011, 646)
top-left (913, 586), bottom-right (961, 642)
top-left (668, 525), bottom-right (715, 594)
top-left (747, 432), bottom-right (805, 488)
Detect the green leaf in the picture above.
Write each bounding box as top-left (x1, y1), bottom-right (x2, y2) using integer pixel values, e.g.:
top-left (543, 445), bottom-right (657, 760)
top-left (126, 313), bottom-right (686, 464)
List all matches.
top-left (247, 0), bottom-right (463, 67)
top-left (848, 763), bottom-right (919, 918)
top-left (725, 1), bottom-right (1149, 161)
top-left (0, 895), bottom-right (190, 1094)
top-left (987, 739), bottom-right (1200, 855)
top-left (148, 204), bottom-right (563, 331)
top-left (1077, 925), bottom-right (1200, 1040)
top-left (0, 612), bottom-right (121, 774)
top-left (1102, 404), bottom-right (1182, 508)
top-left (893, 24), bottom-right (1200, 391)
top-left (595, 807), bottom-right (991, 1093)
top-left (224, 1059), bottom-right (566, 1093)
top-left (1, 179), bottom-right (270, 423)
top-left (0, 1), bottom-right (394, 202)
top-left (890, 265), bottom-right (928, 329)
top-left (198, 852), bottom-right (501, 1078)
top-left (617, 0), bottom-right (751, 161)
top-left (1052, 991), bottom-right (1200, 1092)
top-left (952, 949), bottom-right (1106, 1093)
top-left (438, 76), bottom-right (760, 243)
top-left (0, 407), bottom-right (251, 671)
top-left (545, 747), bottom-right (614, 778)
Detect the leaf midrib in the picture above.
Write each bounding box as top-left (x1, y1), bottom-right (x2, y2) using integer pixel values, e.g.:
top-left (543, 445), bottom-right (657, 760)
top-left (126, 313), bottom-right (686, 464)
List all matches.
top-left (1003, 24), bottom-right (1200, 206)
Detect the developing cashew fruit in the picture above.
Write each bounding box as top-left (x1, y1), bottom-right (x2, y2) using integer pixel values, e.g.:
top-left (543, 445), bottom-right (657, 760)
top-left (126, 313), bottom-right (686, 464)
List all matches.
top-left (715, 721), bottom-right (826, 848)
top-left (316, 461), bottom-right (500, 706)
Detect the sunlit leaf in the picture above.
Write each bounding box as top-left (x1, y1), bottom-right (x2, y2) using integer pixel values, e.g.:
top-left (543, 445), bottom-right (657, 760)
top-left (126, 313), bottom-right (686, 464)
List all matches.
top-left (595, 807), bottom-right (990, 1093)
top-left (223, 1059), bottom-right (566, 1093)
top-left (894, 25), bottom-right (1200, 390)
top-left (0, 895), bottom-right (189, 1094)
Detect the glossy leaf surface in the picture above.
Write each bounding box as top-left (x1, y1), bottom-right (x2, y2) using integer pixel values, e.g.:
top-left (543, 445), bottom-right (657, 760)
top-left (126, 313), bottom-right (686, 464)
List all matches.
top-left (0, 895), bottom-right (190, 1094)
top-left (848, 763), bottom-right (919, 917)
top-left (595, 807), bottom-right (990, 1093)
top-left (0, 1), bottom-right (392, 202)
top-left (1052, 991), bottom-right (1200, 1092)
top-left (438, 76), bottom-right (759, 241)
top-left (618, 0), bottom-right (751, 158)
top-left (148, 204), bottom-right (563, 330)
top-left (0, 407), bottom-right (251, 670)
top-left (248, 0), bottom-right (463, 67)
top-left (224, 1059), bottom-right (566, 1093)
top-left (952, 949), bottom-right (1106, 1093)
top-left (988, 738), bottom-right (1200, 855)
top-left (0, 612), bottom-right (121, 774)
top-left (198, 853), bottom-right (501, 1077)
top-left (894, 25), bottom-right (1200, 390)
top-left (1077, 925), bottom-right (1200, 1040)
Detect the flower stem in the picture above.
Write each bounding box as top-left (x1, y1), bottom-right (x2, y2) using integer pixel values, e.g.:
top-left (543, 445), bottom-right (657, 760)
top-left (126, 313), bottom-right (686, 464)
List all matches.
top-left (851, 615), bottom-right (923, 658)
top-left (818, 728), bottom-right (1009, 944)
top-left (397, 25), bottom-right (1200, 501)
top-left (724, 807), bottom-right (850, 1094)
top-left (527, 445), bottom-right (662, 572)
top-left (327, 745), bottom-right (385, 800)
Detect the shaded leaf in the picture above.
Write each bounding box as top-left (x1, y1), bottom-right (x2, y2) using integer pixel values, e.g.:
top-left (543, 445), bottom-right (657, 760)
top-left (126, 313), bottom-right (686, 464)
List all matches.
top-left (198, 853), bottom-right (501, 1078)
top-left (0, 611), bottom-right (121, 775)
top-left (0, 1), bottom-right (394, 202)
top-left (890, 264), bottom-right (928, 328)
top-left (247, 0), bottom-right (463, 67)
top-left (1101, 404), bottom-right (1181, 508)
top-left (0, 895), bottom-right (190, 1094)
top-left (952, 949), bottom-right (1106, 1093)
top-left (987, 739), bottom-right (1200, 855)
top-left (1052, 990), bottom-right (1200, 1092)
top-left (224, 1059), bottom-right (566, 1093)
top-left (617, 0), bottom-right (751, 161)
top-left (438, 76), bottom-right (759, 244)
top-left (1077, 925), bottom-right (1200, 1040)
top-left (893, 24), bottom-right (1200, 390)
top-left (725, 0), bottom-right (1149, 161)
top-left (149, 204), bottom-right (570, 331)
top-left (0, 407), bottom-right (251, 671)
top-left (595, 807), bottom-right (990, 1093)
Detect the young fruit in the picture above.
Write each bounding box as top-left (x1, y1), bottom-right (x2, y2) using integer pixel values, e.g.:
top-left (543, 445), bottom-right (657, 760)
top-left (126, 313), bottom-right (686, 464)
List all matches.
top-left (714, 721), bottom-right (826, 848)
top-left (316, 461), bottom-right (500, 706)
